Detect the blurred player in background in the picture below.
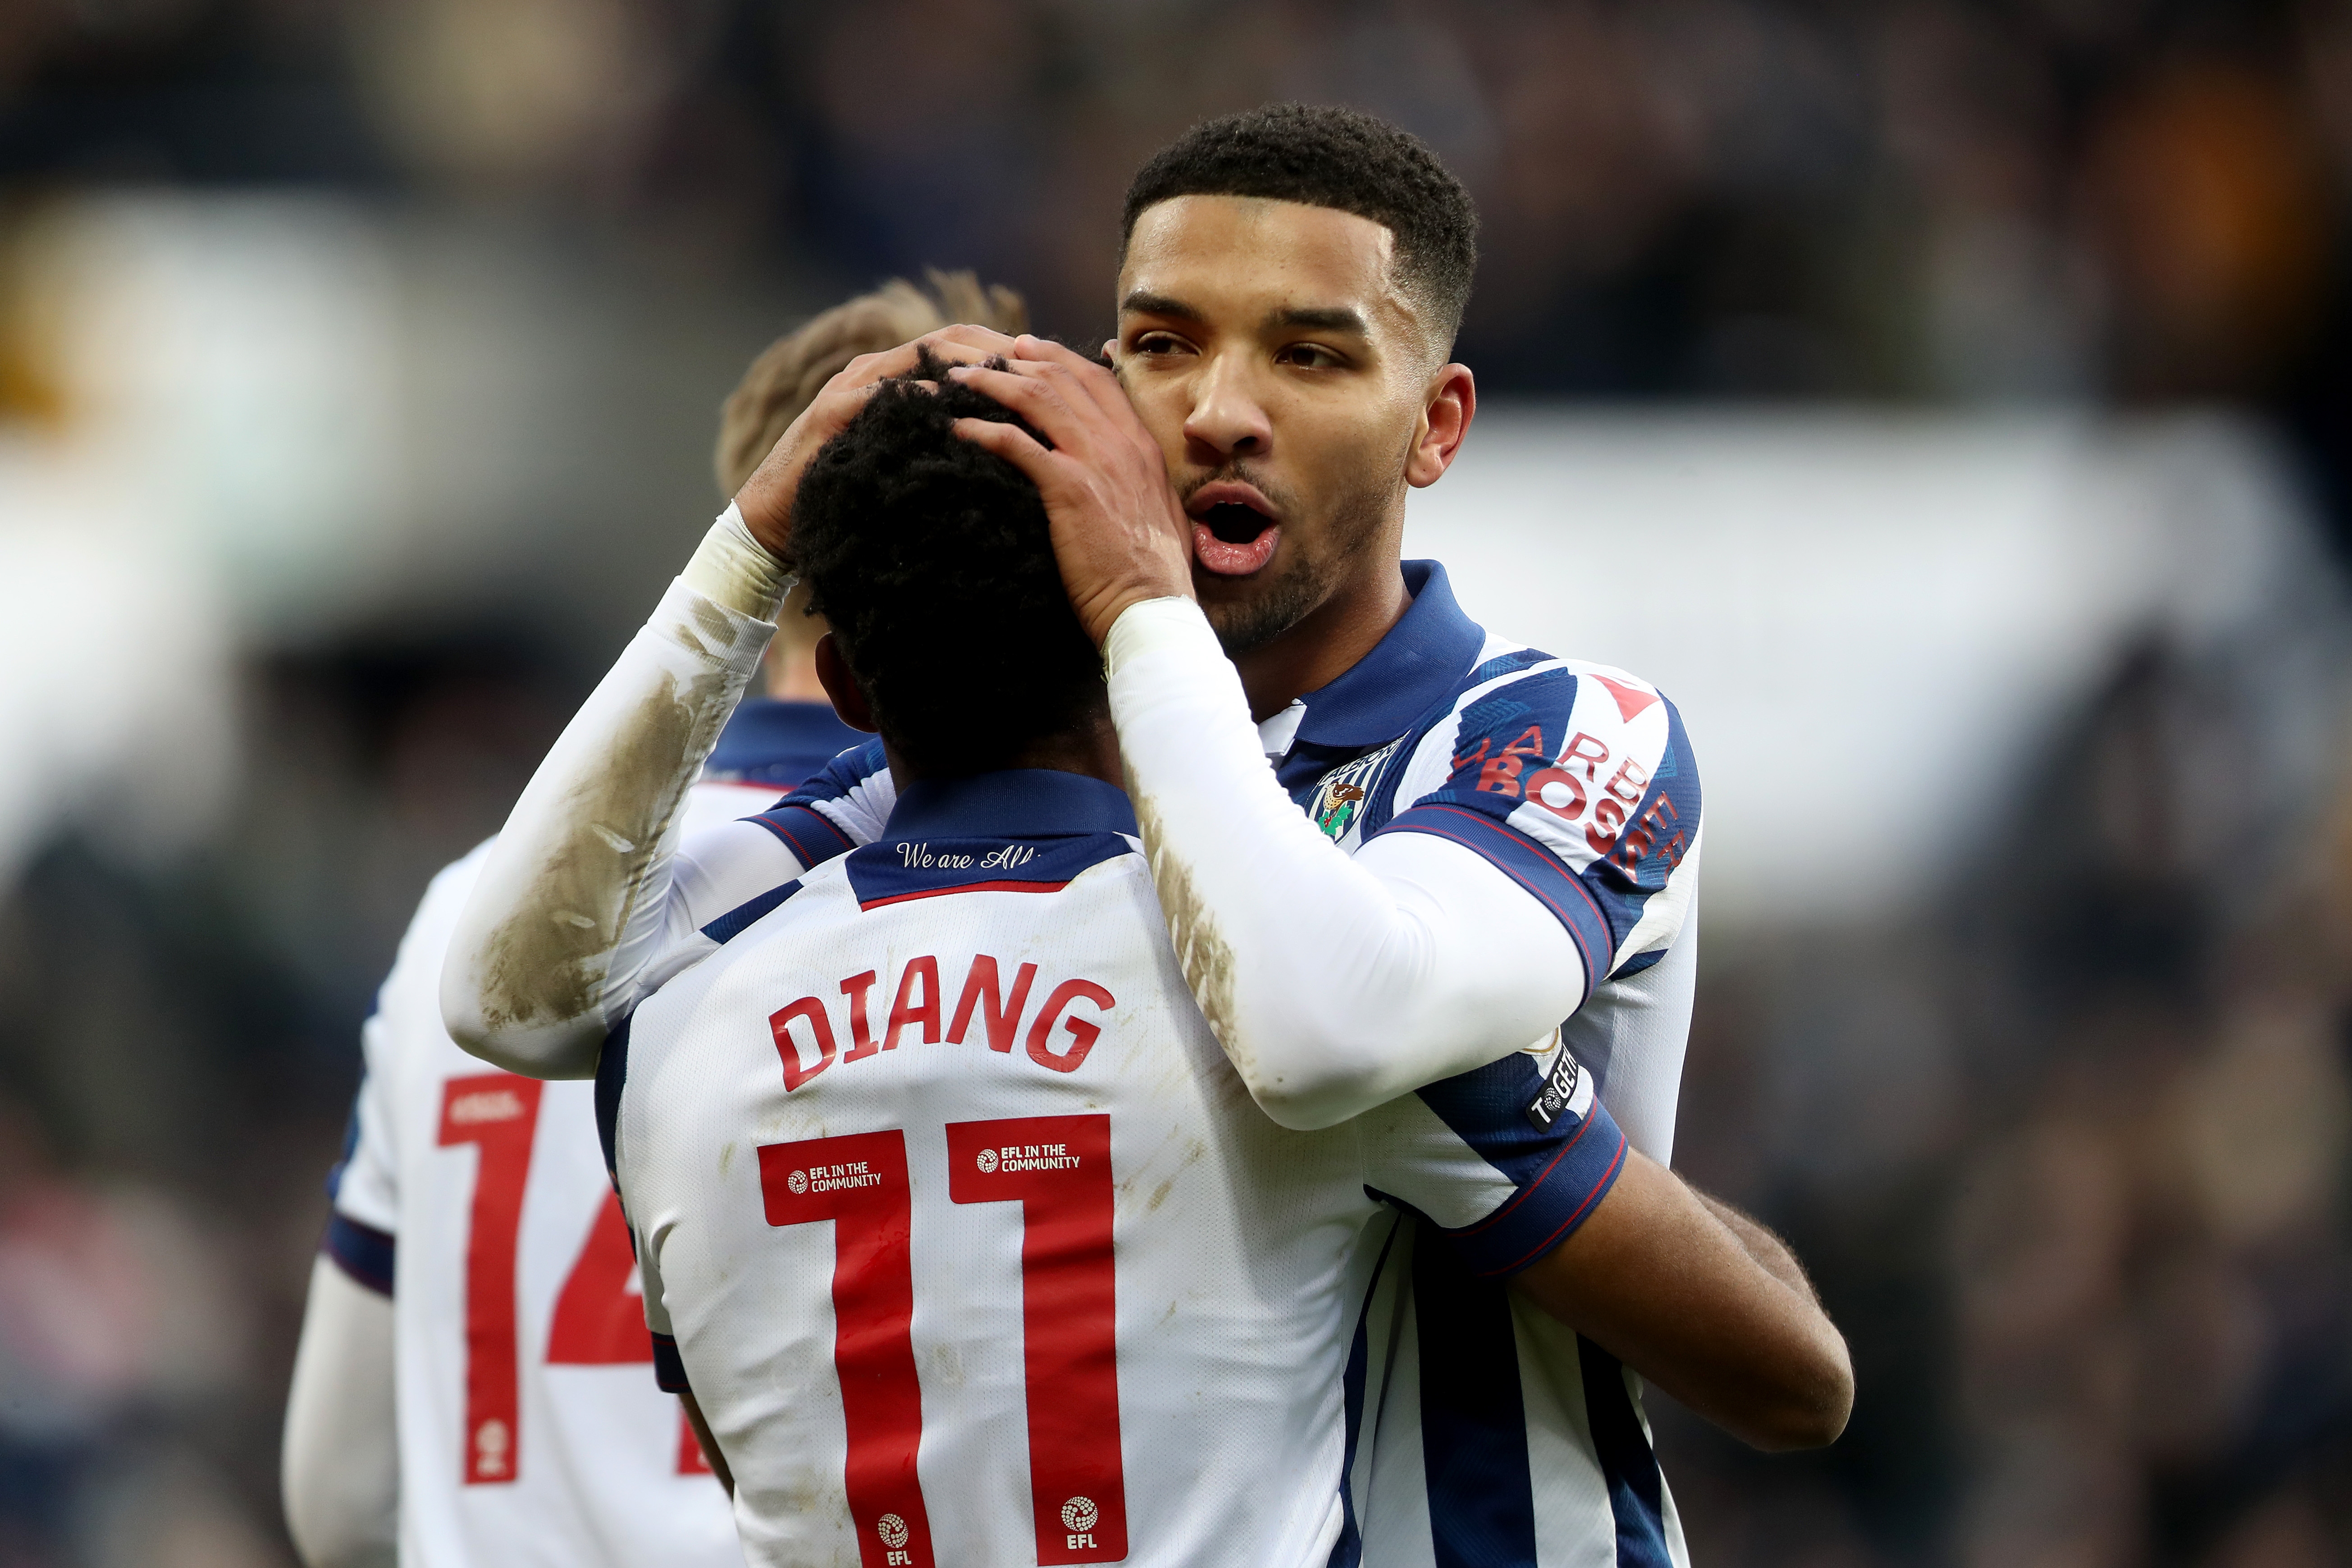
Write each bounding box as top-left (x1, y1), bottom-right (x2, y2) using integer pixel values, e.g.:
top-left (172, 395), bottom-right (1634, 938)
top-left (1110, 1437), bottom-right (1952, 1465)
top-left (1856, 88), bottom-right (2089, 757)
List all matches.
top-left (279, 273), bottom-right (1025, 1568)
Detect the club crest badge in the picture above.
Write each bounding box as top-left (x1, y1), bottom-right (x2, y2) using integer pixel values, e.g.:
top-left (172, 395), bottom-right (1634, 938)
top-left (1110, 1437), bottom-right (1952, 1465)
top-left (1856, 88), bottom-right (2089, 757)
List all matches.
top-left (1314, 781), bottom-right (1366, 840)
top-left (1310, 747), bottom-right (1394, 841)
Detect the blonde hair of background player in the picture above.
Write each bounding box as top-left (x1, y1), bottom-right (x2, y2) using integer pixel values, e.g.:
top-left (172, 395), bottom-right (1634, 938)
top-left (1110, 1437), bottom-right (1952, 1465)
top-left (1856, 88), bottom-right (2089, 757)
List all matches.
top-left (717, 270), bottom-right (1028, 699)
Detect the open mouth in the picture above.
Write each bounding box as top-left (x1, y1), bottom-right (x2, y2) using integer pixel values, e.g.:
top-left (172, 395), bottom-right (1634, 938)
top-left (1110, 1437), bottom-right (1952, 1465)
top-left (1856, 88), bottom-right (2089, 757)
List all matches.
top-left (1189, 498), bottom-right (1280, 577)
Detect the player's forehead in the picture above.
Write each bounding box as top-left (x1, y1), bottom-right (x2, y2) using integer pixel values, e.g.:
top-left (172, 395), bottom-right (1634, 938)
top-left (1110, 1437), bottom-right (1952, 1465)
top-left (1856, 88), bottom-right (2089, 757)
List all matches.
top-left (1119, 195), bottom-right (1422, 346)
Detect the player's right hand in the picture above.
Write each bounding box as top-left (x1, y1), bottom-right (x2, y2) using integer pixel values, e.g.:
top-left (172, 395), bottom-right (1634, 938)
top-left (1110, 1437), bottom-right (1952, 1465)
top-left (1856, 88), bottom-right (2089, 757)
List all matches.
top-left (733, 323), bottom-right (1018, 558)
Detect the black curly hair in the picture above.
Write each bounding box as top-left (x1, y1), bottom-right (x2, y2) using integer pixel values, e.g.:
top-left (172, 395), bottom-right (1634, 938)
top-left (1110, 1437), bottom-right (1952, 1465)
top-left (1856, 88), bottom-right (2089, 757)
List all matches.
top-left (787, 352), bottom-right (1104, 777)
top-left (1122, 102), bottom-right (1479, 348)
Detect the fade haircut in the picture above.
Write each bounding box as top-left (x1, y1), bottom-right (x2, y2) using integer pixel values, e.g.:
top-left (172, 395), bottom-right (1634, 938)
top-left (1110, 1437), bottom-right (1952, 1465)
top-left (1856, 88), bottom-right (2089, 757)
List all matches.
top-left (1121, 103), bottom-right (1479, 351)
top-left (788, 351), bottom-right (1103, 777)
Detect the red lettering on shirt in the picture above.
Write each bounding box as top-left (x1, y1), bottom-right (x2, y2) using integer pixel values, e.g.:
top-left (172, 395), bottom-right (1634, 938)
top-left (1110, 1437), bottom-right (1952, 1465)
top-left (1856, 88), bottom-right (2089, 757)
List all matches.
top-left (884, 957), bottom-right (941, 1050)
top-left (947, 956), bottom-right (1038, 1053)
top-left (840, 971), bottom-right (880, 1061)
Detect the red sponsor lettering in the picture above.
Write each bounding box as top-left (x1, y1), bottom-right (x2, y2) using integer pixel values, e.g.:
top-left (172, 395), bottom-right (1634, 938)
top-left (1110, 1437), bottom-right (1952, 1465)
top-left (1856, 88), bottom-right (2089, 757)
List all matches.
top-left (1586, 797), bottom-right (1627, 855)
top-left (1523, 766), bottom-right (1589, 822)
top-left (1603, 756), bottom-right (1650, 807)
top-left (1503, 724), bottom-right (1548, 757)
top-left (1477, 753), bottom-right (1525, 797)
top-left (1610, 795), bottom-right (1687, 878)
top-left (1561, 731), bottom-right (1611, 780)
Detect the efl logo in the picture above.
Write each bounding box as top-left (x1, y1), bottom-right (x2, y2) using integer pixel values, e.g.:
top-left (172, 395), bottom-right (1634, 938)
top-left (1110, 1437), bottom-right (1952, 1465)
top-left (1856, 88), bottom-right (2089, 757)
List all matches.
top-left (876, 1512), bottom-right (913, 1563)
top-left (1062, 1495), bottom-right (1100, 1550)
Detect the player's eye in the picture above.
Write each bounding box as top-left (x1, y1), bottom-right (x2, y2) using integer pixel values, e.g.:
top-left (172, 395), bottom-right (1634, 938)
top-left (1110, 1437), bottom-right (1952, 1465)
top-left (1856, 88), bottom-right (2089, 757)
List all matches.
top-left (1128, 331), bottom-right (1193, 358)
top-left (1275, 342), bottom-right (1344, 370)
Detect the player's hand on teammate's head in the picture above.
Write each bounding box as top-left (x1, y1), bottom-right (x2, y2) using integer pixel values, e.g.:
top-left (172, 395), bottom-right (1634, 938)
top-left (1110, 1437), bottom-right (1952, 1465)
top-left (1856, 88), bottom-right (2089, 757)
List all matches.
top-left (948, 335), bottom-right (1195, 648)
top-left (731, 323), bottom-right (1025, 557)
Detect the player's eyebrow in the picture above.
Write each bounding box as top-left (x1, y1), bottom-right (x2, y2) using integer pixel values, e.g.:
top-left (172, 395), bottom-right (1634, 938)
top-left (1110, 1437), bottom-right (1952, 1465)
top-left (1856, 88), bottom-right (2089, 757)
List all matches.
top-left (1119, 290), bottom-right (1204, 322)
top-left (1266, 305), bottom-right (1368, 336)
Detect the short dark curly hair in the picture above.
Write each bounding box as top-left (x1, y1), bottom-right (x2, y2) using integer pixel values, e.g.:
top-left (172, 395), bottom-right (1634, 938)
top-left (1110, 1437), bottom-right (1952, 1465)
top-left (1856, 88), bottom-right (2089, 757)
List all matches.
top-left (787, 352), bottom-right (1103, 777)
top-left (1122, 102), bottom-right (1479, 349)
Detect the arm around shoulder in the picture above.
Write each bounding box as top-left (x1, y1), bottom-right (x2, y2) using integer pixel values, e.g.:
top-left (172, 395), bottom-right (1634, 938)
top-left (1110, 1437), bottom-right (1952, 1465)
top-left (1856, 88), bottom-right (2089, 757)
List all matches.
top-left (441, 513), bottom-right (789, 1078)
top-left (1105, 599), bottom-right (1587, 1129)
top-left (1509, 1152), bottom-right (1853, 1452)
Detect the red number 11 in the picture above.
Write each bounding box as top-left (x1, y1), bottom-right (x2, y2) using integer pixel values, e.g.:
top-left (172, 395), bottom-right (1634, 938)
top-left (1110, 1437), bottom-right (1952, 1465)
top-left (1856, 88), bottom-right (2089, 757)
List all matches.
top-left (758, 1115), bottom-right (1126, 1568)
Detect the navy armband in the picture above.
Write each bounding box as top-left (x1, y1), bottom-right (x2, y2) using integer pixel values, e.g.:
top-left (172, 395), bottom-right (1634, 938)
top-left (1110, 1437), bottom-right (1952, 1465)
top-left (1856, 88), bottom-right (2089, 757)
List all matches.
top-left (1413, 1050), bottom-right (1629, 1279)
top-left (324, 1212), bottom-right (396, 1296)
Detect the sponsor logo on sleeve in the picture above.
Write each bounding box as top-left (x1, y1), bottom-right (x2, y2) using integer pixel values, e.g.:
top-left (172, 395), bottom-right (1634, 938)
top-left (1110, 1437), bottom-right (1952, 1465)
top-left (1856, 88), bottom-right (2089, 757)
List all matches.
top-left (1525, 1046), bottom-right (1598, 1133)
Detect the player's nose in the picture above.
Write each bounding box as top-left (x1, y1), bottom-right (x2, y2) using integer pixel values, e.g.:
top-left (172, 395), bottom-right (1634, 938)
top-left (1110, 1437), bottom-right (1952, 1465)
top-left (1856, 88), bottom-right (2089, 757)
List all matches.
top-left (1181, 354), bottom-right (1271, 462)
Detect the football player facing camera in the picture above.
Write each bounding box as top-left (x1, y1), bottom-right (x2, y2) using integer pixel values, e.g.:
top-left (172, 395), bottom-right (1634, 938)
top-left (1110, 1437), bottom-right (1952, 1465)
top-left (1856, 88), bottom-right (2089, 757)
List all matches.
top-left (602, 363), bottom-right (1848, 1567)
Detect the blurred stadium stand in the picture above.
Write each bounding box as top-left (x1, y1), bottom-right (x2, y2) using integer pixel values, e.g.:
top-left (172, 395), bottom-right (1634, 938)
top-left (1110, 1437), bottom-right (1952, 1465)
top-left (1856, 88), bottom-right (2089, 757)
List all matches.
top-left (3, 2), bottom-right (2351, 1565)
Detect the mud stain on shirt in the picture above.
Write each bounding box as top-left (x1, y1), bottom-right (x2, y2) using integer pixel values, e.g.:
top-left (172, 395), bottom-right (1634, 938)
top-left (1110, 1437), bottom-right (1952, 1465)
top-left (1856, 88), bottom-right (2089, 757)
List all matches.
top-left (1132, 791), bottom-right (1250, 1087)
top-left (474, 664), bottom-right (733, 1034)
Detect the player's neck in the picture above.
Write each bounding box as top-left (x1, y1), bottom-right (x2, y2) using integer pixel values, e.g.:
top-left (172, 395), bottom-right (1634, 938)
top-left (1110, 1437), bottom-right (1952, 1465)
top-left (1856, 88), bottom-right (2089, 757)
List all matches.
top-left (1231, 560), bottom-right (1411, 724)
top-left (880, 709), bottom-right (1123, 791)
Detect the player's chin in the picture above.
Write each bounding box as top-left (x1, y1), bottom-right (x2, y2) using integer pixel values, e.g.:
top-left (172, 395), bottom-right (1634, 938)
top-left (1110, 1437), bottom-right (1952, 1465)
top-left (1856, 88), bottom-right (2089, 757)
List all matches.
top-left (1194, 563), bottom-right (1317, 658)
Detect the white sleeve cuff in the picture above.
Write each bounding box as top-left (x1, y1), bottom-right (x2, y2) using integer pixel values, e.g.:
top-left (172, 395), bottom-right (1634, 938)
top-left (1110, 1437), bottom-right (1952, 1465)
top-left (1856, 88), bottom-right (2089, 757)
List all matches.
top-left (1102, 594), bottom-right (1218, 678)
top-left (678, 503), bottom-right (796, 623)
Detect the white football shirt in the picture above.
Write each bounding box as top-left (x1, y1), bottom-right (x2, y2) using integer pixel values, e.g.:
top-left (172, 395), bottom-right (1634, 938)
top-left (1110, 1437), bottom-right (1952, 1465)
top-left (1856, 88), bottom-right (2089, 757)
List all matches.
top-left (734, 563), bottom-right (1701, 1567)
top-left (605, 768), bottom-right (1630, 1568)
top-left (326, 699), bottom-right (855, 1566)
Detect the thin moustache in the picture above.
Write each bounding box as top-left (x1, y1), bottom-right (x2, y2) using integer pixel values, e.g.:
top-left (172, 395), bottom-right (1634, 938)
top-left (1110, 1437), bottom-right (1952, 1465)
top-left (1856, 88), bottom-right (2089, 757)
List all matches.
top-left (1183, 476), bottom-right (1281, 521)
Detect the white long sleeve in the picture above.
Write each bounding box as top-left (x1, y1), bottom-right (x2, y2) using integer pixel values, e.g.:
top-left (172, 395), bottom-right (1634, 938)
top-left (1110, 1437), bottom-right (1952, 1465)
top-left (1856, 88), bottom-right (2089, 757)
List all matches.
top-left (282, 1256), bottom-right (399, 1568)
top-left (1106, 597), bottom-right (1589, 1131)
top-left (441, 510), bottom-right (795, 1077)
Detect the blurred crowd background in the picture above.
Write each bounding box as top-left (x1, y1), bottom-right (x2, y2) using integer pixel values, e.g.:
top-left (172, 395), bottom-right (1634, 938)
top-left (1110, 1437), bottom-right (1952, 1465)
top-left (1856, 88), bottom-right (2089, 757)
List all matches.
top-left (3, 1), bottom-right (2352, 1565)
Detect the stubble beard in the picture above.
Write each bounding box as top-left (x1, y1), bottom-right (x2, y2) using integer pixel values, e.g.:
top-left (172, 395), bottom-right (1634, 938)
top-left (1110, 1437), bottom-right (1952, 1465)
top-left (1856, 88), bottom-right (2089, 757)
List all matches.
top-left (1197, 471), bottom-right (1396, 659)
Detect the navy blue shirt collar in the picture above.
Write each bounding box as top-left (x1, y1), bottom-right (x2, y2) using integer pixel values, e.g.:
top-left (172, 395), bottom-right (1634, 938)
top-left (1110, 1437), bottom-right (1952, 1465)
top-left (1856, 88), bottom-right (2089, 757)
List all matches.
top-left (1292, 560), bottom-right (1486, 749)
top-left (882, 769), bottom-right (1138, 842)
top-left (706, 699), bottom-right (866, 786)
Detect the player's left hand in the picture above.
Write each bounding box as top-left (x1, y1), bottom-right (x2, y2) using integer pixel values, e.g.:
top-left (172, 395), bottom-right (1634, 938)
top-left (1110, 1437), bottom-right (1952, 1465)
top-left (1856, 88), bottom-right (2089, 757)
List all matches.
top-left (946, 336), bottom-right (1194, 648)
top-left (735, 323), bottom-right (1018, 558)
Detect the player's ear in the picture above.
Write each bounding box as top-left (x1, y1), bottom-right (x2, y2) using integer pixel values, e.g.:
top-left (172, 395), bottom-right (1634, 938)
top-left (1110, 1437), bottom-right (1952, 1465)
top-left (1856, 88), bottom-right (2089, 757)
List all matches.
top-left (1407, 362), bottom-right (1475, 489)
top-left (813, 633), bottom-right (879, 733)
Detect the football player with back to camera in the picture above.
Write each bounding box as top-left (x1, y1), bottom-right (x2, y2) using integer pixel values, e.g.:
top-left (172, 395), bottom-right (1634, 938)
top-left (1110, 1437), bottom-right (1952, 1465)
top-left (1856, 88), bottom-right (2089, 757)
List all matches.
top-left (442, 107), bottom-right (1851, 1565)
top-left (278, 274), bottom-right (1023, 1568)
top-left (598, 357), bottom-right (1849, 1566)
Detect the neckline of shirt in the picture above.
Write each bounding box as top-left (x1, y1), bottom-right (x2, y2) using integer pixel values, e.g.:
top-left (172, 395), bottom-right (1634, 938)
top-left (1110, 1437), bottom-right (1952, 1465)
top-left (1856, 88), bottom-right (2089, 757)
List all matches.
top-left (1289, 559), bottom-right (1487, 751)
top-left (880, 769), bottom-right (1139, 843)
top-left (706, 698), bottom-right (865, 779)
